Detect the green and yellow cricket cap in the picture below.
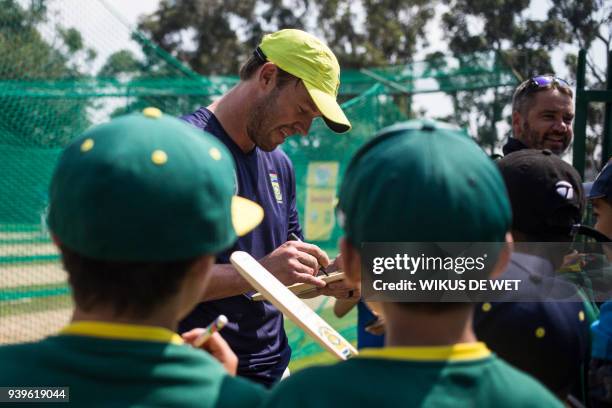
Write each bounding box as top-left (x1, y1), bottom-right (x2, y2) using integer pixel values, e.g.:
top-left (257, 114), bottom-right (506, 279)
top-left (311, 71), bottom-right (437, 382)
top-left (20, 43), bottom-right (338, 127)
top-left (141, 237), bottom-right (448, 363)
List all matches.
top-left (48, 107), bottom-right (263, 262)
top-left (259, 29), bottom-right (351, 133)
top-left (337, 119), bottom-right (511, 246)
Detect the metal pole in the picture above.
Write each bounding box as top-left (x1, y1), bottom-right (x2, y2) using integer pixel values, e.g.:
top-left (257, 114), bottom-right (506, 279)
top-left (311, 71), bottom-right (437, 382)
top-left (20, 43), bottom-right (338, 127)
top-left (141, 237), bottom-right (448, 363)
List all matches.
top-left (573, 49), bottom-right (587, 178)
top-left (602, 50), bottom-right (612, 167)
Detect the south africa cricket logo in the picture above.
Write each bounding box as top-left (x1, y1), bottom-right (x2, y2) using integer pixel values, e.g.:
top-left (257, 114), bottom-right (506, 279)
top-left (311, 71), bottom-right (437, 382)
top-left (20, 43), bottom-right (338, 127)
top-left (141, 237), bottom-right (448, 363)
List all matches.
top-left (269, 172), bottom-right (283, 203)
top-left (319, 326), bottom-right (351, 358)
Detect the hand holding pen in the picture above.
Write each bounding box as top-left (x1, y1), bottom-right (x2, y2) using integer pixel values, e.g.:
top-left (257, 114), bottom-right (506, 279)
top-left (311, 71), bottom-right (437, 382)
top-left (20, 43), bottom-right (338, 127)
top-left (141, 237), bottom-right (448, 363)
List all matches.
top-left (288, 232), bottom-right (329, 276)
top-left (181, 315), bottom-right (237, 375)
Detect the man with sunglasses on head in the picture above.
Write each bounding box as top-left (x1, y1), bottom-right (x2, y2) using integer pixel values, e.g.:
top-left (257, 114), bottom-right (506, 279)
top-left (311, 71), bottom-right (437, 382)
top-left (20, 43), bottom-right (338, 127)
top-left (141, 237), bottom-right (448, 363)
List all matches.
top-left (503, 75), bottom-right (575, 156)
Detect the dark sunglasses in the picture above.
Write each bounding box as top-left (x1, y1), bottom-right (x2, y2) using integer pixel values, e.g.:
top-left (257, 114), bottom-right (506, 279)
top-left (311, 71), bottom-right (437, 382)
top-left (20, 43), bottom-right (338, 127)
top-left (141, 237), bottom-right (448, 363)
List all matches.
top-left (527, 75), bottom-right (571, 89)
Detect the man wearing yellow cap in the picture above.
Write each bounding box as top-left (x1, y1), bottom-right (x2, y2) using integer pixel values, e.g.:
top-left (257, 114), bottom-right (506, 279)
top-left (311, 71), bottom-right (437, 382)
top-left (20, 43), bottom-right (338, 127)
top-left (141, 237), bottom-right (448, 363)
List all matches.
top-left (181, 29), bottom-right (354, 387)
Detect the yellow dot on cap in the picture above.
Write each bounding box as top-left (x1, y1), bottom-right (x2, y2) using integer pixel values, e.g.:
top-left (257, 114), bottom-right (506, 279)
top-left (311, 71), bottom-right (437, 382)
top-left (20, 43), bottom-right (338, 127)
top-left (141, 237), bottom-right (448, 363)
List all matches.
top-left (209, 147), bottom-right (222, 161)
top-left (481, 303), bottom-right (492, 312)
top-left (80, 138), bottom-right (94, 153)
top-left (535, 327), bottom-right (546, 338)
top-left (143, 107), bottom-right (162, 119)
top-left (151, 150), bottom-right (168, 165)
top-left (579, 310), bottom-right (585, 322)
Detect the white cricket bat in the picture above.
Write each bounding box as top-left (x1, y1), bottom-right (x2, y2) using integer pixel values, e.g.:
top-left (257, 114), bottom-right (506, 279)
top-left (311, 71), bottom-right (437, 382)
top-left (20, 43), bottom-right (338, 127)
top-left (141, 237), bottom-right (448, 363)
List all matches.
top-left (230, 251), bottom-right (358, 360)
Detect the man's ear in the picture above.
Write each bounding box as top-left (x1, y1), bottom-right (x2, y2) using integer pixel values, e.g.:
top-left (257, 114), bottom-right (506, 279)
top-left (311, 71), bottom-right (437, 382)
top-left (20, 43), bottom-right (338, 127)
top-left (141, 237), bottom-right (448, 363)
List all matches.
top-left (511, 111), bottom-right (523, 140)
top-left (340, 237), bottom-right (361, 286)
top-left (490, 232), bottom-right (513, 280)
top-left (257, 62), bottom-right (279, 92)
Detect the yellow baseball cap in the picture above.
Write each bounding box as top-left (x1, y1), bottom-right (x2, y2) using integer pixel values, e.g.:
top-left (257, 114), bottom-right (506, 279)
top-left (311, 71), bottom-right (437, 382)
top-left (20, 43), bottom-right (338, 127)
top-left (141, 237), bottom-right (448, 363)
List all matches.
top-left (259, 29), bottom-right (351, 133)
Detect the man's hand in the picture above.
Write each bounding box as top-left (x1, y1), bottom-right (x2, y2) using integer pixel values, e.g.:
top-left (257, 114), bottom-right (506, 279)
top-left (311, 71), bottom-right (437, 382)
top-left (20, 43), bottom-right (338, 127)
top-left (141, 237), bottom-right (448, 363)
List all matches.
top-left (182, 329), bottom-right (238, 376)
top-left (317, 279), bottom-right (361, 299)
top-left (365, 316), bottom-right (386, 336)
top-left (259, 241), bottom-right (329, 288)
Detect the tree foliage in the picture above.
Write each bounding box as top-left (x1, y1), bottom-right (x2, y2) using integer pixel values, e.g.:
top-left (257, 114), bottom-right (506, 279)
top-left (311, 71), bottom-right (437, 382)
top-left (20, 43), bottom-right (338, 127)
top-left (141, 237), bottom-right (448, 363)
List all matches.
top-left (135, 0), bottom-right (434, 75)
top-left (0, 0), bottom-right (92, 147)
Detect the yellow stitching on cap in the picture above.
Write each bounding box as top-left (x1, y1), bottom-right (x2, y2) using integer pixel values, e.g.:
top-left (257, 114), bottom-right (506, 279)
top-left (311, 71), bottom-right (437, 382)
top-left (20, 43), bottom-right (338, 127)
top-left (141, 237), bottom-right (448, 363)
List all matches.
top-left (209, 147), bottom-right (222, 161)
top-left (151, 150), bottom-right (168, 165)
top-left (80, 138), bottom-right (94, 153)
top-left (535, 327), bottom-right (546, 338)
top-left (143, 107), bottom-right (162, 118)
top-left (482, 303), bottom-right (492, 312)
top-left (579, 310), bottom-right (585, 322)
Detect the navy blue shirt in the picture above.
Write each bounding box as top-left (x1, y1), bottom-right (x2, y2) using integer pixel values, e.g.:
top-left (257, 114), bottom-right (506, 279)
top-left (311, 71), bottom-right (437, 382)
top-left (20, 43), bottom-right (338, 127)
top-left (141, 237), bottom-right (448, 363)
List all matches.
top-left (179, 107), bottom-right (301, 387)
top-left (357, 301), bottom-right (384, 349)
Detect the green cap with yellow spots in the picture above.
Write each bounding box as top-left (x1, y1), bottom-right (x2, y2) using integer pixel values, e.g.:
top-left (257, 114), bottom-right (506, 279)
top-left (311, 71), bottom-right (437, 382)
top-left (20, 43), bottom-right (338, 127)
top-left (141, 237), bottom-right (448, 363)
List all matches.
top-left (337, 119), bottom-right (511, 245)
top-left (48, 107), bottom-right (263, 262)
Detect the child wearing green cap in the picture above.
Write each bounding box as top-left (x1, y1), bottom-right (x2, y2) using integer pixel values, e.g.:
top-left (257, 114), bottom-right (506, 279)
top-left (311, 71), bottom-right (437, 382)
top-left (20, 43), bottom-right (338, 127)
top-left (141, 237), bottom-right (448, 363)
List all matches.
top-left (0, 109), bottom-right (266, 406)
top-left (262, 121), bottom-right (562, 407)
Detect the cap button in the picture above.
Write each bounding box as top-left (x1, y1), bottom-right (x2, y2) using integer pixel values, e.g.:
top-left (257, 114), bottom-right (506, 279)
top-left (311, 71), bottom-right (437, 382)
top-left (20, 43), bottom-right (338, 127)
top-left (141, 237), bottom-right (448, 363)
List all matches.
top-left (143, 107), bottom-right (162, 119)
top-left (80, 138), bottom-right (94, 153)
top-left (209, 147), bottom-right (222, 161)
top-left (542, 149), bottom-right (552, 156)
top-left (151, 150), bottom-right (168, 165)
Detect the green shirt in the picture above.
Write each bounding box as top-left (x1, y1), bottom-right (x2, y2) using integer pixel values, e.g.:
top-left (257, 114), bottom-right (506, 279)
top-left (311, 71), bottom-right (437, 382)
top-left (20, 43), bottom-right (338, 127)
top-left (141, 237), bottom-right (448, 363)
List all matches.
top-left (0, 321), bottom-right (266, 407)
top-left (263, 342), bottom-right (562, 408)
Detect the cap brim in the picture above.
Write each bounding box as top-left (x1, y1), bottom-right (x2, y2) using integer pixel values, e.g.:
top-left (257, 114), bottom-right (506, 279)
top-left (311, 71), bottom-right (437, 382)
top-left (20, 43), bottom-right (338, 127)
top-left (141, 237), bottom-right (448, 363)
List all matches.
top-left (232, 196), bottom-right (264, 236)
top-left (304, 83), bottom-right (351, 133)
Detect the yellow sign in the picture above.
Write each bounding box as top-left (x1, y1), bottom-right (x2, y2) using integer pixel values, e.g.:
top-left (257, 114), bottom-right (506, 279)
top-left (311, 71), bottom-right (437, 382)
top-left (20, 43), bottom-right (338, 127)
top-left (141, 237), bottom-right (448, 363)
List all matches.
top-left (305, 162), bottom-right (339, 241)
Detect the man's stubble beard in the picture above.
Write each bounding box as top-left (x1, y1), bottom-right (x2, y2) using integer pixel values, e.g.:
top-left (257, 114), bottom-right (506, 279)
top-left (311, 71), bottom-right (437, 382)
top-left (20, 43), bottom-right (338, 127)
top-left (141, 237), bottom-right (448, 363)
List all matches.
top-left (246, 89), bottom-right (281, 152)
top-left (522, 120), bottom-right (571, 155)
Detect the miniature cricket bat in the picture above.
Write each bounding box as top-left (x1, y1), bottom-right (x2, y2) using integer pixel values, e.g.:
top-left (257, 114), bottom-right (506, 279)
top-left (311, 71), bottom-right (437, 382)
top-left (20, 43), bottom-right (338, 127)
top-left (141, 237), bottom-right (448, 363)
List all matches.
top-left (230, 251), bottom-right (358, 360)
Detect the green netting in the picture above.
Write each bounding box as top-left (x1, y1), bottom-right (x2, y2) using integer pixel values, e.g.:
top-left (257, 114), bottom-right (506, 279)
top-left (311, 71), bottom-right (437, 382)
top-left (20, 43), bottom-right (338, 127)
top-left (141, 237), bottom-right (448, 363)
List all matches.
top-left (0, 1), bottom-right (516, 357)
top-left (284, 84), bottom-right (407, 252)
top-left (0, 0), bottom-right (233, 344)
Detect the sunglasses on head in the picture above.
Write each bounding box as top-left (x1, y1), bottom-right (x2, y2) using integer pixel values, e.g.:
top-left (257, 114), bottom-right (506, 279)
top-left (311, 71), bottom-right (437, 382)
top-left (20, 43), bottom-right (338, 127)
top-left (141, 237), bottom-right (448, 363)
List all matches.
top-left (527, 75), bottom-right (571, 89)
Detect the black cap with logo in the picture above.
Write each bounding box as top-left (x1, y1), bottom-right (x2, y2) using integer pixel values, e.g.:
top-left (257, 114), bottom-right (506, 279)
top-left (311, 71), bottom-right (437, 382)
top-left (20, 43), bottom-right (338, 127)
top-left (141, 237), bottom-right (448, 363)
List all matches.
top-left (498, 149), bottom-right (584, 240)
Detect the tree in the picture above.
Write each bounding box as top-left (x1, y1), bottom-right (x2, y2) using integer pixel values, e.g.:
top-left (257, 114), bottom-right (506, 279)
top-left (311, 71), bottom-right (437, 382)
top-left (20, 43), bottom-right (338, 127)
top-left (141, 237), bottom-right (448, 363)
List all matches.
top-left (316, 0), bottom-right (434, 69)
top-left (136, 0), bottom-right (434, 77)
top-left (0, 0), bottom-right (93, 147)
top-left (138, 0), bottom-right (263, 75)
